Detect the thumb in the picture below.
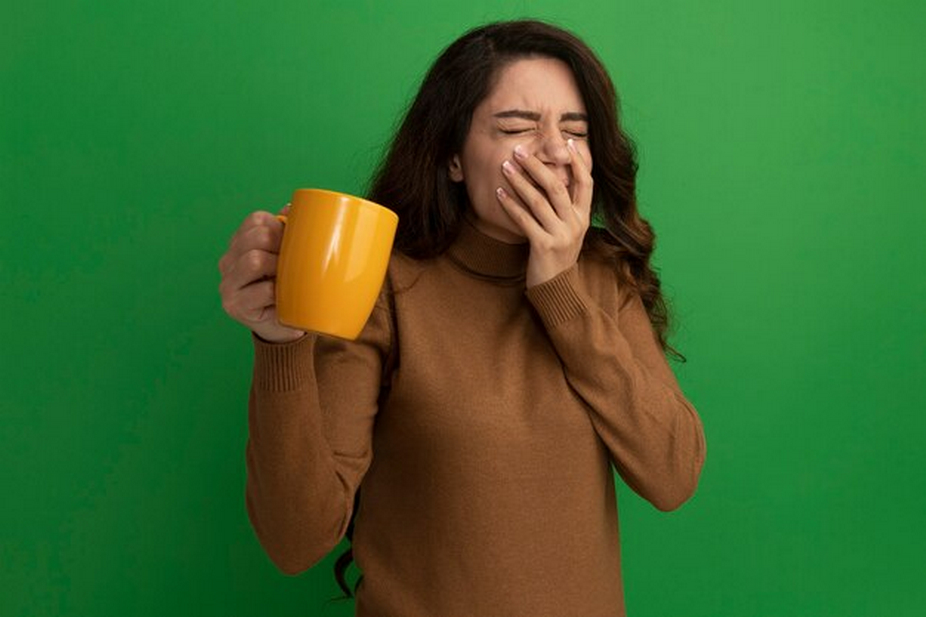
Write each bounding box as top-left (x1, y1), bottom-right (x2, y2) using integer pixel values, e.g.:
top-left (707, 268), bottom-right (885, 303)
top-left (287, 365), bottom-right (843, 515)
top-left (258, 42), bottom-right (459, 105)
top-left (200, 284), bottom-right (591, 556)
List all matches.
top-left (277, 202), bottom-right (292, 216)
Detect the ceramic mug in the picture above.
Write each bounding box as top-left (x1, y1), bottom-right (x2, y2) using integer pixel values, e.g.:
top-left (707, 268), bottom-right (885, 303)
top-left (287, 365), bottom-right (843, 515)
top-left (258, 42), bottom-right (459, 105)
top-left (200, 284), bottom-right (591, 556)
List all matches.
top-left (275, 188), bottom-right (398, 340)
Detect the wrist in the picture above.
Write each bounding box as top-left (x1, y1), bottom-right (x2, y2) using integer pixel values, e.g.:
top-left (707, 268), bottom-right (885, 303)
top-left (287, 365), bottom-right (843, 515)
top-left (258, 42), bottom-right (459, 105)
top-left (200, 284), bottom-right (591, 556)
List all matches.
top-left (252, 328), bottom-right (306, 345)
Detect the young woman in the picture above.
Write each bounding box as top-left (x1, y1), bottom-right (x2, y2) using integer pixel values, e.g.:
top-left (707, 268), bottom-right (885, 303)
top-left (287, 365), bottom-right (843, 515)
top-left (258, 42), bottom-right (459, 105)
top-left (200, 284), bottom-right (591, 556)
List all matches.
top-left (219, 19), bottom-right (706, 617)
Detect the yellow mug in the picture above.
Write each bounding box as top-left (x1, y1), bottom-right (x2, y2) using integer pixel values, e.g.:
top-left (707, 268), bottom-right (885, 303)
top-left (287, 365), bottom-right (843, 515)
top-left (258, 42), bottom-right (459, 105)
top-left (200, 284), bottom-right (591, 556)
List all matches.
top-left (275, 188), bottom-right (398, 340)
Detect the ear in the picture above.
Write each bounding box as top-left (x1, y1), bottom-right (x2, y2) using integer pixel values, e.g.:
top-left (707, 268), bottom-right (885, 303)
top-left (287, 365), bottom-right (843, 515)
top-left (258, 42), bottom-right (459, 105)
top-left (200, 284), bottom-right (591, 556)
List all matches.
top-left (448, 154), bottom-right (464, 182)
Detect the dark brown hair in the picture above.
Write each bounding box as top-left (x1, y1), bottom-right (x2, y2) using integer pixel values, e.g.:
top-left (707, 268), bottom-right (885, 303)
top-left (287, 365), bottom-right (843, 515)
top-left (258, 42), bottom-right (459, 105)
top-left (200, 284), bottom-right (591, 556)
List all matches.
top-left (333, 18), bottom-right (686, 600)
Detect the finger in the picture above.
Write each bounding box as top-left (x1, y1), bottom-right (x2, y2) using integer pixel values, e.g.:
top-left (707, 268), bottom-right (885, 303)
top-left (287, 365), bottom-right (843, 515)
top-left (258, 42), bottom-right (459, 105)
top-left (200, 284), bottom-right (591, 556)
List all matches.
top-left (496, 186), bottom-right (546, 242)
top-left (221, 225), bottom-right (278, 277)
top-left (567, 139), bottom-right (593, 217)
top-left (228, 215), bottom-right (285, 263)
top-left (224, 249), bottom-right (279, 294)
top-left (223, 279), bottom-right (276, 324)
top-left (227, 210), bottom-right (283, 250)
top-left (513, 145), bottom-right (575, 221)
top-left (502, 158), bottom-right (561, 230)
top-left (220, 208), bottom-right (285, 284)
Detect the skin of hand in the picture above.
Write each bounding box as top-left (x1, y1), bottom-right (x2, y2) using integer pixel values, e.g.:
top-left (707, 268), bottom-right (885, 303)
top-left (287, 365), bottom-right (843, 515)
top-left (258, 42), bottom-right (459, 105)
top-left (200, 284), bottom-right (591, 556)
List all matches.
top-left (495, 139), bottom-right (594, 288)
top-left (218, 203), bottom-right (306, 343)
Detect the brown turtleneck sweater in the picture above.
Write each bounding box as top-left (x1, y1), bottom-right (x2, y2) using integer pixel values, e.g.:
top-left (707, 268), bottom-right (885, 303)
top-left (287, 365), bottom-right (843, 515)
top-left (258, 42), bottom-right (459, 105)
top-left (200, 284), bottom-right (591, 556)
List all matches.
top-left (245, 220), bottom-right (706, 617)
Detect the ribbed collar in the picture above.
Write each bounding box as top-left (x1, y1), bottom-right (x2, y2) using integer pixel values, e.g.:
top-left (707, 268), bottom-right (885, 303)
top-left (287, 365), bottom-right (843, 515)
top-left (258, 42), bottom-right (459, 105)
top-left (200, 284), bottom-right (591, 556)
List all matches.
top-left (445, 216), bottom-right (530, 284)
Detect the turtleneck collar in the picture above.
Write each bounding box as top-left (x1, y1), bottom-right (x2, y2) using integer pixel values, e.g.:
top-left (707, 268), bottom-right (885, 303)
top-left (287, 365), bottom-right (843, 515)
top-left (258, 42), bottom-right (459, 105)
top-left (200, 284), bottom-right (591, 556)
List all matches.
top-left (445, 216), bottom-right (530, 284)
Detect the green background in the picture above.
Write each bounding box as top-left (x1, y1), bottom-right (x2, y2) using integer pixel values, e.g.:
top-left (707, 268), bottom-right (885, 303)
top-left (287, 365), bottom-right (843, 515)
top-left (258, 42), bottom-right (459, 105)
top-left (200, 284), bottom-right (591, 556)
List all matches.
top-left (3, 0), bottom-right (924, 615)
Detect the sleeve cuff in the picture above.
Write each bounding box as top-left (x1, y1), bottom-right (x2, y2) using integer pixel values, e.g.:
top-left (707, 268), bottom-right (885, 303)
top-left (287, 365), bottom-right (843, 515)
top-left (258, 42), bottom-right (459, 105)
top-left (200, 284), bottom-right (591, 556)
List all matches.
top-left (524, 264), bottom-right (589, 330)
top-left (251, 331), bottom-right (317, 392)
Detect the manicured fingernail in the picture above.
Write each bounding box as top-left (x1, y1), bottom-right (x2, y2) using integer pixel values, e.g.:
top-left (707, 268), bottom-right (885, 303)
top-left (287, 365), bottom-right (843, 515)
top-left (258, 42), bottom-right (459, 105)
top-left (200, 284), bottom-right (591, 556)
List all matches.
top-left (502, 160), bottom-right (515, 174)
top-left (514, 145), bottom-right (527, 159)
top-left (496, 186), bottom-right (508, 198)
top-left (567, 139), bottom-right (576, 151)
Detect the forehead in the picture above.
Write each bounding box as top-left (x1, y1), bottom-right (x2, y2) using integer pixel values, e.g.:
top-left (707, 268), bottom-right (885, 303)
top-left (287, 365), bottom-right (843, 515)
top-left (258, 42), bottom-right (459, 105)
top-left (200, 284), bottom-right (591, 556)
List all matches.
top-left (478, 56), bottom-right (587, 114)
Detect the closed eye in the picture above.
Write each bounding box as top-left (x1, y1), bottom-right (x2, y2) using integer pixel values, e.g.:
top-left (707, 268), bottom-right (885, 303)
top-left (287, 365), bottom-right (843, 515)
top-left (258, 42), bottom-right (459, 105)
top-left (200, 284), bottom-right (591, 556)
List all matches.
top-left (499, 127), bottom-right (588, 138)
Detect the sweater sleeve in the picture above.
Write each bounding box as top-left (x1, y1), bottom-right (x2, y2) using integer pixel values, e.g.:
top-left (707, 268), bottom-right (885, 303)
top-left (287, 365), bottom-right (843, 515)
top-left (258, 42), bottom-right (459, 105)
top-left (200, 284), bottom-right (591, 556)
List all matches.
top-left (525, 263), bottom-right (706, 512)
top-left (244, 292), bottom-right (393, 574)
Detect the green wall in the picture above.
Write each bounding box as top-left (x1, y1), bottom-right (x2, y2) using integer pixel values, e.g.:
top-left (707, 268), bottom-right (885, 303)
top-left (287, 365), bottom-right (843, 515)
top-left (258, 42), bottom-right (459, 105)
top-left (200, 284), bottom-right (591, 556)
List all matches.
top-left (3, 1), bottom-right (924, 615)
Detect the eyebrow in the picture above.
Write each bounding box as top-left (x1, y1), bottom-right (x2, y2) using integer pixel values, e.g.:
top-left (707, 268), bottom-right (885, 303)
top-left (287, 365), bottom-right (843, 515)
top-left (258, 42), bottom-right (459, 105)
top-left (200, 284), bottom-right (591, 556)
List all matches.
top-left (493, 109), bottom-right (589, 122)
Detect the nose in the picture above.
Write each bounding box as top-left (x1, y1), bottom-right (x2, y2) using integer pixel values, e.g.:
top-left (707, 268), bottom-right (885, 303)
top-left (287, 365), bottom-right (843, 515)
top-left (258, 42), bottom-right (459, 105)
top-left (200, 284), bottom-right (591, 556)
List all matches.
top-left (535, 129), bottom-right (571, 168)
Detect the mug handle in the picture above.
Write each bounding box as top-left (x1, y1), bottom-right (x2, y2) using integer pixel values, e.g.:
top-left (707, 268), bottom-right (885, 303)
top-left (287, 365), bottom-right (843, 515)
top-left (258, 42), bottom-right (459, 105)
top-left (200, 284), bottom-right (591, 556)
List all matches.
top-left (276, 201), bottom-right (291, 225)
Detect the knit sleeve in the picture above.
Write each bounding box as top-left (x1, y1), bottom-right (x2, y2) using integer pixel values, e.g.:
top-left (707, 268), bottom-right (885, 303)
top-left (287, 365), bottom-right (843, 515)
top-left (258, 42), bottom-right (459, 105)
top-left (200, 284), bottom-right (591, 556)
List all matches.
top-left (244, 288), bottom-right (393, 574)
top-left (524, 263), bottom-right (706, 511)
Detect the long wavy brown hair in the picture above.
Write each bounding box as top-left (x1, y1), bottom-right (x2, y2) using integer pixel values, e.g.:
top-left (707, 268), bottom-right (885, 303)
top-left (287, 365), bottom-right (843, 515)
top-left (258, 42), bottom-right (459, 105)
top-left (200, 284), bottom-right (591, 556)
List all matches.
top-left (332, 18), bottom-right (686, 600)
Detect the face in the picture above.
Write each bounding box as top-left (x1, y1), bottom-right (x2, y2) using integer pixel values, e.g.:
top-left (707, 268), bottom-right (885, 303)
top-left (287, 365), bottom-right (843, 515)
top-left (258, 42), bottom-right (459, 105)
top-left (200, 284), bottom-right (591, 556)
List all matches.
top-left (449, 56), bottom-right (593, 243)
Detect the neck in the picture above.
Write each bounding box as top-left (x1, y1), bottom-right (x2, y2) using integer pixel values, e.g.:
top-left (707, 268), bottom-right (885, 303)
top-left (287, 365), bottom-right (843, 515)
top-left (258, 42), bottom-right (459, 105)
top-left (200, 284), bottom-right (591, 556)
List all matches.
top-left (445, 216), bottom-right (530, 284)
top-left (463, 210), bottom-right (528, 246)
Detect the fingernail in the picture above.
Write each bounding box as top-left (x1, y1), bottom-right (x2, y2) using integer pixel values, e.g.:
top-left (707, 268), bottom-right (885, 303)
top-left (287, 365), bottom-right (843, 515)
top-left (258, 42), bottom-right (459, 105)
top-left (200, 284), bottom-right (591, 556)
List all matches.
top-left (567, 139), bottom-right (576, 151)
top-left (514, 145), bottom-right (527, 160)
top-left (502, 160), bottom-right (515, 174)
top-left (496, 186), bottom-right (508, 199)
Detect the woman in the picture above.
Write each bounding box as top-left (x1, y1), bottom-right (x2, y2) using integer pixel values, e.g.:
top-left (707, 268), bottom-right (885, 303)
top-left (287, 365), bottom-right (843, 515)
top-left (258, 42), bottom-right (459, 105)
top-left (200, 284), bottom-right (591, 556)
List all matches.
top-left (218, 19), bottom-right (706, 617)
